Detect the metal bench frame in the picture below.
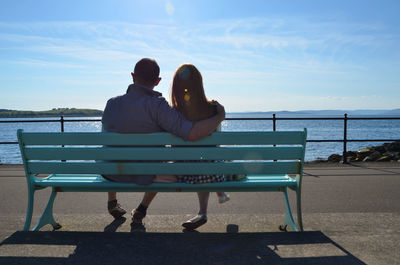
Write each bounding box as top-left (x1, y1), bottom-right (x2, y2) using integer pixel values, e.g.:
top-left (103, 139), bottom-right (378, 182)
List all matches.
top-left (17, 129), bottom-right (307, 232)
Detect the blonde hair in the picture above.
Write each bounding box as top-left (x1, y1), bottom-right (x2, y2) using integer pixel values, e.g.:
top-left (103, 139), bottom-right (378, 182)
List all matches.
top-left (171, 64), bottom-right (215, 121)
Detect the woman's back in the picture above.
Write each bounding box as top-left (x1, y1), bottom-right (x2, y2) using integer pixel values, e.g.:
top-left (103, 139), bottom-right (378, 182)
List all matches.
top-left (183, 101), bottom-right (217, 122)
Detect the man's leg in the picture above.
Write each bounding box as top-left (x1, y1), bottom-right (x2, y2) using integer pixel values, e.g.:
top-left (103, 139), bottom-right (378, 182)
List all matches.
top-left (132, 192), bottom-right (157, 223)
top-left (108, 192), bottom-right (117, 201)
top-left (107, 192), bottom-right (126, 219)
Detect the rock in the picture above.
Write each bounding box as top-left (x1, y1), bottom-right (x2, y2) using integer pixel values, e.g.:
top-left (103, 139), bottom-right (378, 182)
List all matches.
top-left (382, 151), bottom-right (400, 161)
top-left (323, 141), bottom-right (400, 163)
top-left (345, 151), bottom-right (358, 162)
top-left (363, 151), bottom-right (381, 162)
top-left (357, 148), bottom-right (373, 160)
top-left (313, 158), bottom-right (327, 163)
top-left (373, 145), bottom-right (386, 153)
top-left (328, 154), bottom-right (342, 162)
top-left (358, 147), bottom-right (373, 154)
top-left (377, 155), bottom-right (392, 162)
top-left (384, 141), bottom-right (400, 152)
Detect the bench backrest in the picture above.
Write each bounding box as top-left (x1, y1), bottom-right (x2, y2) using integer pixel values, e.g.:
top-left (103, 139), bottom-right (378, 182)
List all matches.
top-left (17, 129), bottom-right (307, 177)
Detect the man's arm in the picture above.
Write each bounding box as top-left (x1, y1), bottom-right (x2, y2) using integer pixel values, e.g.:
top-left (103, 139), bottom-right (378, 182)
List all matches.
top-left (187, 101), bottom-right (225, 141)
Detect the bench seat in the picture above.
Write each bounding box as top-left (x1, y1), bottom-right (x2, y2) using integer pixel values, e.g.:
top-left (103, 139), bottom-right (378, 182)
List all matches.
top-left (35, 174), bottom-right (297, 192)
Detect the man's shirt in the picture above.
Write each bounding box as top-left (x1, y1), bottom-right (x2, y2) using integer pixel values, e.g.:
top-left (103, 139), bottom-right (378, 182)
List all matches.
top-left (101, 83), bottom-right (194, 185)
top-left (102, 84), bottom-right (193, 139)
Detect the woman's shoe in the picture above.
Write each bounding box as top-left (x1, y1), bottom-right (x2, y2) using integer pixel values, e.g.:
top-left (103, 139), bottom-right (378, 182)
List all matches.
top-left (182, 214), bottom-right (207, 230)
top-left (218, 194), bottom-right (230, 204)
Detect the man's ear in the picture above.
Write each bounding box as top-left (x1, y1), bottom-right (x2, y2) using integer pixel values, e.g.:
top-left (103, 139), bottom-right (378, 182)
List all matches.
top-left (131, 72), bottom-right (135, 83)
top-left (154, 77), bottom-right (161, 86)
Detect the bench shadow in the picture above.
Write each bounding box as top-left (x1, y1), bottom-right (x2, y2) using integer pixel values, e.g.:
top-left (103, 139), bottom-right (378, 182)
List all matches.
top-left (103, 217), bottom-right (127, 232)
top-left (303, 171), bottom-right (321, 178)
top-left (0, 229), bottom-right (366, 265)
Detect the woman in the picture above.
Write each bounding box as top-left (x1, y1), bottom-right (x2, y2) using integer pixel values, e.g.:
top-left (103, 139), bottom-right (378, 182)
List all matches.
top-left (170, 64), bottom-right (230, 230)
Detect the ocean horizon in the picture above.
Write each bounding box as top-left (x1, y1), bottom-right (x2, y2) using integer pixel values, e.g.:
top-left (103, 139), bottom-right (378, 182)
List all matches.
top-left (1, 108), bottom-right (400, 118)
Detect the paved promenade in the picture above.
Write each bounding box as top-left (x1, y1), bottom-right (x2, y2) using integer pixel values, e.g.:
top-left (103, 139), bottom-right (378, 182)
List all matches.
top-left (0, 162), bottom-right (399, 264)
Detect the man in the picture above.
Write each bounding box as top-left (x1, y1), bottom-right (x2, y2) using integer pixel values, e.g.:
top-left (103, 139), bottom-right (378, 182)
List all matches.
top-left (102, 58), bottom-right (225, 226)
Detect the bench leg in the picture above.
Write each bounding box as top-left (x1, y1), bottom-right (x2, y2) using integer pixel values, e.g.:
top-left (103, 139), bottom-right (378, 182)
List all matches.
top-left (281, 188), bottom-right (298, 232)
top-left (296, 188), bottom-right (304, 232)
top-left (23, 187), bottom-right (35, 231)
top-left (32, 188), bottom-right (62, 231)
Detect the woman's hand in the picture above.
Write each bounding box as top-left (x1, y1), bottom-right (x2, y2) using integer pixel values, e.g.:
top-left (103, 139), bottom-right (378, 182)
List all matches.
top-left (212, 100), bottom-right (225, 122)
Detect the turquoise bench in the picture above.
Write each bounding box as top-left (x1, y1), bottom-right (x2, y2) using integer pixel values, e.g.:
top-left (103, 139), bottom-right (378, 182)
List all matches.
top-left (17, 129), bottom-right (307, 232)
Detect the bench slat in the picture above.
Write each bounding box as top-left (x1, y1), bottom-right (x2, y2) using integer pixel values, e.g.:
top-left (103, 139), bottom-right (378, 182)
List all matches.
top-left (24, 146), bottom-right (304, 161)
top-left (33, 174), bottom-right (294, 182)
top-left (27, 161), bottom-right (301, 175)
top-left (33, 174), bottom-right (297, 192)
top-left (20, 131), bottom-right (306, 146)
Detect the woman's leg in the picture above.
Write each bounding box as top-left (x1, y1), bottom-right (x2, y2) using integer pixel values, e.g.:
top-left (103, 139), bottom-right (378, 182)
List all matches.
top-left (197, 192), bottom-right (210, 215)
top-left (182, 192), bottom-right (209, 230)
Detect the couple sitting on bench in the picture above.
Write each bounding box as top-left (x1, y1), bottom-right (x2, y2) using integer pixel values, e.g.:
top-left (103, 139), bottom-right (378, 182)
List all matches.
top-left (102, 58), bottom-right (234, 230)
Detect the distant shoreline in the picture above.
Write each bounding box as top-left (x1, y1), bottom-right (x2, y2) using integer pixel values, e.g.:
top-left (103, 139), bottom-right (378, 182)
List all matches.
top-left (0, 108), bottom-right (103, 118)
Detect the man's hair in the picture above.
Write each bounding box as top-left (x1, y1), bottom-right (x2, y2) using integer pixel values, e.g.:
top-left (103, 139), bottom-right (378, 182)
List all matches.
top-left (134, 58), bottom-right (160, 83)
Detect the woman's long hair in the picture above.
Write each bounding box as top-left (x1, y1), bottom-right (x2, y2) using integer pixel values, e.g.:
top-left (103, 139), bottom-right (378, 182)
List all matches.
top-left (171, 64), bottom-right (214, 121)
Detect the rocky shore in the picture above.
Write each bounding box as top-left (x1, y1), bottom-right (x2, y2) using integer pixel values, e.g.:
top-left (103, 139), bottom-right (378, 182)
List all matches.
top-left (320, 141), bottom-right (400, 163)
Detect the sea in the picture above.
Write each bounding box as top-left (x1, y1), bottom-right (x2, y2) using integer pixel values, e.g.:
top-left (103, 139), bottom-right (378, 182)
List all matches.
top-left (1, 113), bottom-right (400, 164)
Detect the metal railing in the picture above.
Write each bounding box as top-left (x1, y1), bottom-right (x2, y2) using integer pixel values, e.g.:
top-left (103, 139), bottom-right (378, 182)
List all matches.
top-left (1, 114), bottom-right (400, 163)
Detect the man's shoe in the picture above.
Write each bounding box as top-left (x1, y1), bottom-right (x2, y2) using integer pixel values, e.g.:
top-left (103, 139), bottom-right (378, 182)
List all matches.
top-left (130, 221), bottom-right (146, 232)
top-left (182, 214), bottom-right (207, 230)
top-left (131, 208), bottom-right (146, 223)
top-left (108, 200), bottom-right (127, 219)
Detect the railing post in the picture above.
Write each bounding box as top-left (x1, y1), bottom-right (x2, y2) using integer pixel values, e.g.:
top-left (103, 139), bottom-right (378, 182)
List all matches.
top-left (342, 113), bottom-right (348, 164)
top-left (60, 116), bottom-right (65, 162)
top-left (273, 113), bottom-right (277, 161)
top-left (60, 116), bottom-right (64, 132)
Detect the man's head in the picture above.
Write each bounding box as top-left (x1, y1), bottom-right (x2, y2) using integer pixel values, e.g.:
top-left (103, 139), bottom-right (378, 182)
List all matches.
top-left (131, 58), bottom-right (161, 88)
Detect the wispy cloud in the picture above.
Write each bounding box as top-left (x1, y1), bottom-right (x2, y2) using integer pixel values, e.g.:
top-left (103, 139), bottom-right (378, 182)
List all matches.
top-left (165, 2), bottom-right (175, 16)
top-left (12, 58), bottom-right (84, 69)
top-left (0, 18), bottom-right (393, 68)
top-left (0, 17), bottom-right (398, 111)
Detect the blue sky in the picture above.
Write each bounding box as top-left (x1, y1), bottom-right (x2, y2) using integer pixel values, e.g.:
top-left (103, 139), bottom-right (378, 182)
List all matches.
top-left (0, 0), bottom-right (399, 112)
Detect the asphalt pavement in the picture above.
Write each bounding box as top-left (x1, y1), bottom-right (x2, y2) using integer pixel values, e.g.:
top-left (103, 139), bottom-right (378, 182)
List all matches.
top-left (0, 162), bottom-right (399, 264)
